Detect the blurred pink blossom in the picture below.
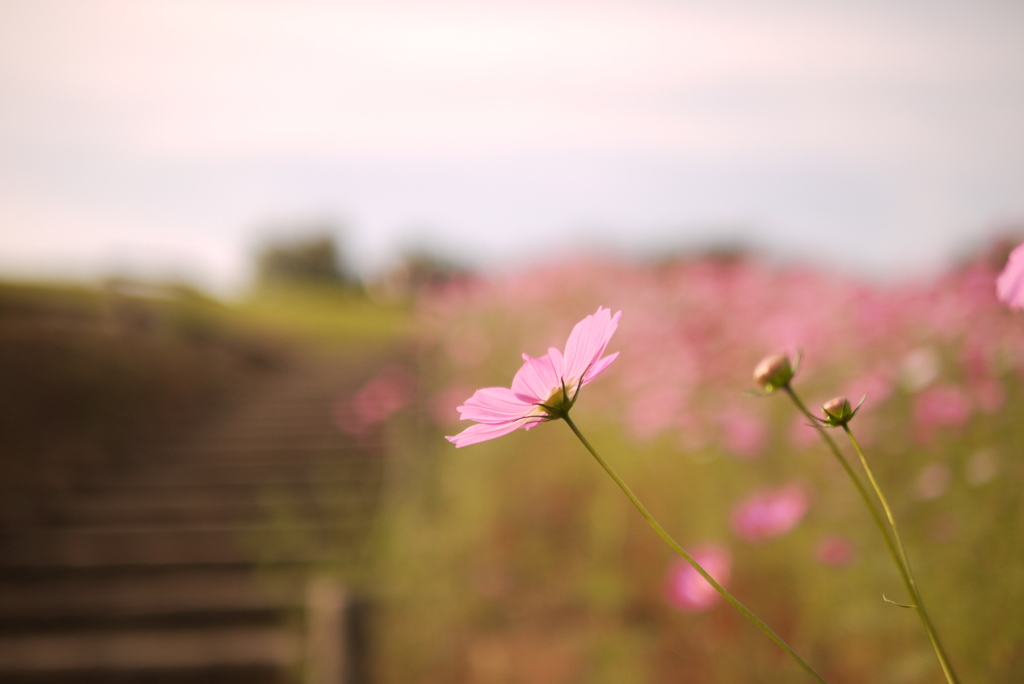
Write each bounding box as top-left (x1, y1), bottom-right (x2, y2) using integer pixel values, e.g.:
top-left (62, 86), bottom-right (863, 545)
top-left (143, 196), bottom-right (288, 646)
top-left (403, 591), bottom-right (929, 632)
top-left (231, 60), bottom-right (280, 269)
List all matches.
top-left (674, 414), bottom-right (710, 452)
top-left (788, 414), bottom-right (819, 449)
top-left (815, 535), bottom-right (854, 567)
top-left (334, 366), bottom-right (413, 437)
top-left (719, 409), bottom-right (767, 459)
top-left (913, 385), bottom-right (972, 443)
top-left (664, 544), bottom-right (732, 612)
top-left (914, 462), bottom-right (952, 501)
top-left (996, 240), bottom-right (1024, 310)
top-left (443, 325), bottom-right (491, 368)
top-left (625, 385), bottom-right (684, 441)
top-left (960, 342), bottom-right (1005, 412)
top-left (417, 248), bottom-right (1021, 455)
top-left (965, 448), bottom-right (999, 485)
top-left (842, 371), bottom-right (894, 411)
top-left (446, 307), bottom-right (621, 447)
top-left (900, 347), bottom-right (941, 392)
top-left (732, 483), bottom-right (809, 542)
top-left (431, 384), bottom-right (473, 426)
top-left (972, 379), bottom-right (1005, 413)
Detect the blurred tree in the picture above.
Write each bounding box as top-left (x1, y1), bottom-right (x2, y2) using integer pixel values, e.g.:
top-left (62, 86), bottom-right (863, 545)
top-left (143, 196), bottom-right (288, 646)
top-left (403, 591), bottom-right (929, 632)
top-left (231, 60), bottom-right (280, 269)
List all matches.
top-left (367, 250), bottom-right (471, 303)
top-left (255, 232), bottom-right (355, 289)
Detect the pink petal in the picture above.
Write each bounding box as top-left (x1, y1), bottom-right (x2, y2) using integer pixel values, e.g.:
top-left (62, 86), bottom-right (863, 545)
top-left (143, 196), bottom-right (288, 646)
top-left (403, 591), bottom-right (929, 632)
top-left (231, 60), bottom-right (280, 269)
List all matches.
top-left (546, 347), bottom-right (565, 378)
top-left (446, 418), bottom-right (534, 447)
top-left (562, 307), bottom-right (622, 384)
top-left (511, 353), bottom-right (560, 403)
top-left (457, 387), bottom-right (535, 423)
top-left (997, 241), bottom-right (1024, 310)
top-left (580, 351), bottom-right (619, 387)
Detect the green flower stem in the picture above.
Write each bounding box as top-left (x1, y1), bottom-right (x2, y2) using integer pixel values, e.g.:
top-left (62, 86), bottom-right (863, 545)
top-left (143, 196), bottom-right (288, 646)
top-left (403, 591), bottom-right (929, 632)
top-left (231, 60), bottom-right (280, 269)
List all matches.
top-left (562, 412), bottom-right (828, 684)
top-left (783, 387), bottom-right (959, 684)
top-left (843, 425), bottom-right (960, 684)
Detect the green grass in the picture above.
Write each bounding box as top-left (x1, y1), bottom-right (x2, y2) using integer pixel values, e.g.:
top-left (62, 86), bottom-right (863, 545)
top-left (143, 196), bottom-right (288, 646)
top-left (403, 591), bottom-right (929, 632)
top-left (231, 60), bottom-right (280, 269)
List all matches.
top-left (234, 283), bottom-right (412, 347)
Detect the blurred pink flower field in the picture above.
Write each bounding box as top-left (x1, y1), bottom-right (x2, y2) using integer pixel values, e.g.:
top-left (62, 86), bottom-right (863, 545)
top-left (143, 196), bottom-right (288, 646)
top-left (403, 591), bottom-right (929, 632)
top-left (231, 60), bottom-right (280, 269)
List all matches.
top-left (372, 245), bottom-right (1024, 684)
top-left (664, 545), bottom-right (731, 613)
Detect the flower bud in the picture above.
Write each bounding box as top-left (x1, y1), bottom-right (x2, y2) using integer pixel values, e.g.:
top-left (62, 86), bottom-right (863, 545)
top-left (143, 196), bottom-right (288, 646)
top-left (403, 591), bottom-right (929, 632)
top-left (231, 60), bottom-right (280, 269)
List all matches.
top-left (822, 396), bottom-right (855, 426)
top-left (753, 354), bottom-right (794, 391)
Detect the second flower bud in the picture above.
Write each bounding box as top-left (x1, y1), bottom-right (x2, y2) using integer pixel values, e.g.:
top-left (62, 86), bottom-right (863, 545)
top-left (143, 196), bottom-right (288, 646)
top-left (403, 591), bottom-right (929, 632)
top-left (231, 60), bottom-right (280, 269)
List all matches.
top-left (820, 396), bottom-right (862, 427)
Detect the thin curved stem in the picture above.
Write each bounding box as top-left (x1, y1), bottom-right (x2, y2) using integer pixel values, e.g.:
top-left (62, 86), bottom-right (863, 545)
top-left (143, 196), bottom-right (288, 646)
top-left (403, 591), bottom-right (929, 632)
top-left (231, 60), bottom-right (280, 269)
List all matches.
top-left (784, 386), bottom-right (959, 684)
top-left (843, 426), bottom-right (960, 684)
top-left (785, 388), bottom-right (906, 572)
top-left (562, 412), bottom-right (828, 684)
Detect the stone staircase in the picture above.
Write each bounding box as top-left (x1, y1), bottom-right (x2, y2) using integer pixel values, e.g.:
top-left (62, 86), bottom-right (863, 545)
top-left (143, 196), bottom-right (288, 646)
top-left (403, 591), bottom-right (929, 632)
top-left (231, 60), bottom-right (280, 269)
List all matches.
top-left (0, 350), bottom-right (395, 683)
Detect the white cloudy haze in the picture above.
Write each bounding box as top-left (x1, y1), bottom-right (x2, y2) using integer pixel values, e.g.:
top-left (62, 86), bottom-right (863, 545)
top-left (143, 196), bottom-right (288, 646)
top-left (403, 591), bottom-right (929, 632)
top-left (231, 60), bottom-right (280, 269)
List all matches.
top-left (1, 0), bottom-right (1023, 293)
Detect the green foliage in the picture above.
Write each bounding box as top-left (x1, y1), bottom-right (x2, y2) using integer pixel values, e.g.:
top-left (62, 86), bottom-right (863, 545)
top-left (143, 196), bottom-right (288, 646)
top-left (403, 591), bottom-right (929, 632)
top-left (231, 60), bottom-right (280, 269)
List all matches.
top-left (255, 233), bottom-right (354, 288)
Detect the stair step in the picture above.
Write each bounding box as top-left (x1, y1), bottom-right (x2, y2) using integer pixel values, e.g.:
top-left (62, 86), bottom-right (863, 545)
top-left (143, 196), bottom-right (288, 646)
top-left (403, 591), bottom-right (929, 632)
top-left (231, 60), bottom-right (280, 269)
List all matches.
top-left (104, 443), bottom-right (384, 470)
top-left (0, 350), bottom-right (398, 684)
top-left (82, 467), bottom-right (376, 490)
top-left (56, 483), bottom-right (373, 509)
top-left (0, 626), bottom-right (299, 672)
top-left (0, 568), bottom-right (301, 621)
top-left (0, 665), bottom-right (286, 684)
top-left (40, 498), bottom-right (343, 526)
top-left (0, 608), bottom-right (287, 634)
top-left (8, 475), bottom-right (379, 527)
top-left (0, 524), bottom-right (359, 567)
top-left (0, 562), bottom-right (281, 582)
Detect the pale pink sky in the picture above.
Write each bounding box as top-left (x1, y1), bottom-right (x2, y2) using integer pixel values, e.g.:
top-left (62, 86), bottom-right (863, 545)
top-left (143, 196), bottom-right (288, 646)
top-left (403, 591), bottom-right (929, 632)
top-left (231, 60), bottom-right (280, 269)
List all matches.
top-left (2, 0), bottom-right (1023, 292)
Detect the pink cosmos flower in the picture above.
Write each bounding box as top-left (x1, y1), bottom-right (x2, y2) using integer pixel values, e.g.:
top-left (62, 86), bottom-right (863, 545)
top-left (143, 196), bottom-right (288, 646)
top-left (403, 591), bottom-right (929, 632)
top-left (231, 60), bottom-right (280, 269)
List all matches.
top-left (731, 483), bottom-right (809, 542)
top-left (664, 544), bottom-right (732, 612)
top-left (996, 240), bottom-right (1024, 310)
top-left (446, 306), bottom-right (622, 447)
top-left (815, 535), bottom-right (854, 567)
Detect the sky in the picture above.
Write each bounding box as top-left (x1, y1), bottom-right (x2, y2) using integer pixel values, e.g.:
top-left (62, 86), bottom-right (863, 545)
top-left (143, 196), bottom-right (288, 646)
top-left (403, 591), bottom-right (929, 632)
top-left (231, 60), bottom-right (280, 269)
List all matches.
top-left (1, 0), bottom-right (1023, 294)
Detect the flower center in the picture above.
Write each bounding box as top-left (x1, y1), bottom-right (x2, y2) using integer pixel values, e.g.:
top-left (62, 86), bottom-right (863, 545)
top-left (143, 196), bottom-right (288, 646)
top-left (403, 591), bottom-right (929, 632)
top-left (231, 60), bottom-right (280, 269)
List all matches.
top-left (535, 383), bottom-right (576, 418)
